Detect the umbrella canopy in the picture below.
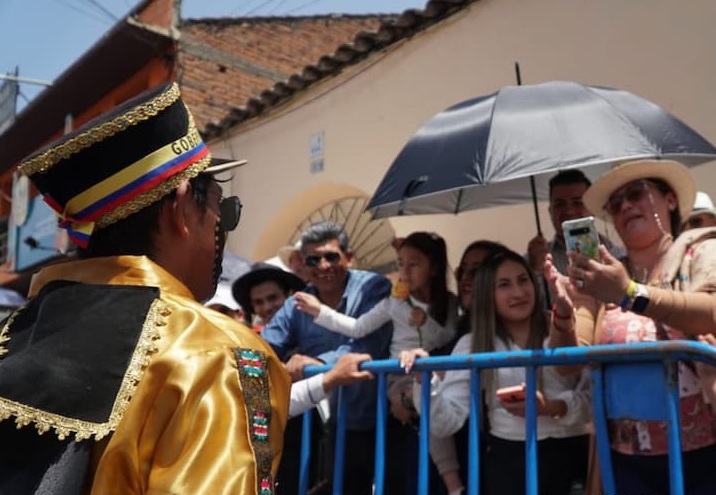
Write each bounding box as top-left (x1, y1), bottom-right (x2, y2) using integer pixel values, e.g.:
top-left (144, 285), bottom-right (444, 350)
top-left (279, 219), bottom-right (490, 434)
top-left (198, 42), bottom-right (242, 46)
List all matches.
top-left (367, 81), bottom-right (716, 219)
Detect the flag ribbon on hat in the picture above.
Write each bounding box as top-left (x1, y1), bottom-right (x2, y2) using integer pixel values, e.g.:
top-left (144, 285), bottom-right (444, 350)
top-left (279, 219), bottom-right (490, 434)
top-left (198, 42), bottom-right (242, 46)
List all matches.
top-left (44, 126), bottom-right (209, 248)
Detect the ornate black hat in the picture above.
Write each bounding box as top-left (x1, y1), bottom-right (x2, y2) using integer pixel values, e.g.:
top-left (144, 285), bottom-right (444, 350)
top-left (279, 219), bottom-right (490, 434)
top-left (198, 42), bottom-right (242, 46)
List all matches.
top-left (18, 83), bottom-right (244, 248)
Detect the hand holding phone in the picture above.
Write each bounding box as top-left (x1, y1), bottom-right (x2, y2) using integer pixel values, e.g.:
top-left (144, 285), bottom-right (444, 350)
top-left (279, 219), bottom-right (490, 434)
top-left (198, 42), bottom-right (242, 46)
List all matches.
top-left (496, 384), bottom-right (526, 403)
top-left (562, 216), bottom-right (600, 261)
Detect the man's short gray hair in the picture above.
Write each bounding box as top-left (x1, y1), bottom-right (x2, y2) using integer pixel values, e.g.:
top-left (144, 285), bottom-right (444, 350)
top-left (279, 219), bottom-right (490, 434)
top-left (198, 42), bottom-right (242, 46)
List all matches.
top-left (300, 221), bottom-right (350, 255)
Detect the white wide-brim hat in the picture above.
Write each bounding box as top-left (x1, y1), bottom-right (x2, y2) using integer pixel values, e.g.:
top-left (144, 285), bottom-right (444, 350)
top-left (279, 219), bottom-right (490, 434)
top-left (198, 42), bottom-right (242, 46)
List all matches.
top-left (583, 159), bottom-right (696, 222)
top-left (204, 283), bottom-right (241, 311)
top-left (277, 240), bottom-right (301, 268)
top-left (686, 191), bottom-right (716, 220)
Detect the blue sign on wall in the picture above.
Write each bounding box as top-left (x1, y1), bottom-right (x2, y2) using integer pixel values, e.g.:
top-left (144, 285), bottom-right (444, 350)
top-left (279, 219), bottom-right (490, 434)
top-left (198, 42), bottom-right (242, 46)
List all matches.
top-left (11, 196), bottom-right (60, 271)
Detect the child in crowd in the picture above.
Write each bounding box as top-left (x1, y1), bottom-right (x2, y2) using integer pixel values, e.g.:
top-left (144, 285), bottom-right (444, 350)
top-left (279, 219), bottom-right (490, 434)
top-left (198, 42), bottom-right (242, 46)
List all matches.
top-left (402, 248), bottom-right (591, 495)
top-left (294, 231), bottom-right (463, 495)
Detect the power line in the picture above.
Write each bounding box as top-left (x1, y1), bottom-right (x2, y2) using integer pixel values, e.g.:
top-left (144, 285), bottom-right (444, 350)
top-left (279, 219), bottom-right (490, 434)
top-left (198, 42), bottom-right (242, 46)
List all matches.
top-left (81, 0), bottom-right (120, 23)
top-left (285, 0), bottom-right (327, 15)
top-left (245, 0), bottom-right (280, 16)
top-left (266, 0), bottom-right (290, 15)
top-left (229, 0), bottom-right (262, 16)
top-left (52, 0), bottom-right (112, 25)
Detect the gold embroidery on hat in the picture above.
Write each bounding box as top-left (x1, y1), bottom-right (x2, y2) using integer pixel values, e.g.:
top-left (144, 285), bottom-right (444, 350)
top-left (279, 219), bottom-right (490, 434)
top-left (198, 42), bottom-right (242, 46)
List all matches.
top-left (94, 155), bottom-right (211, 229)
top-left (19, 83), bottom-right (182, 177)
top-left (0, 299), bottom-right (168, 441)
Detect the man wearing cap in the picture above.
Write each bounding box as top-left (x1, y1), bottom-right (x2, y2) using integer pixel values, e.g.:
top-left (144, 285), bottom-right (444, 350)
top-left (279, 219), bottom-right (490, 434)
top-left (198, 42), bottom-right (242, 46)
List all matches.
top-left (0, 83), bottom-right (289, 495)
top-left (233, 261), bottom-right (306, 330)
top-left (682, 191), bottom-right (716, 231)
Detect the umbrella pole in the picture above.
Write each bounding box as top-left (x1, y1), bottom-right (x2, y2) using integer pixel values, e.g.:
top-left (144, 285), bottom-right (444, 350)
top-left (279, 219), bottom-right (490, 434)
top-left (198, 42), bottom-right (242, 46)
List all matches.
top-left (514, 62), bottom-right (543, 236)
top-left (516, 62), bottom-right (550, 307)
top-left (529, 176), bottom-right (543, 236)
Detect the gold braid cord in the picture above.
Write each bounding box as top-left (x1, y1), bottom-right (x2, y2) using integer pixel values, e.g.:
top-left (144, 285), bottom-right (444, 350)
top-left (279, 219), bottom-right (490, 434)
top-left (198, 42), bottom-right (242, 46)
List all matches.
top-left (19, 83), bottom-right (182, 177)
top-left (0, 299), bottom-right (169, 441)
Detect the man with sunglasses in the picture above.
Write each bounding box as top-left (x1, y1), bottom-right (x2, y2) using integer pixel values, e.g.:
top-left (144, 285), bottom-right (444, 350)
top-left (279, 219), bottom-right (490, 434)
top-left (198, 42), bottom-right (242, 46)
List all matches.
top-left (0, 84), bottom-right (290, 495)
top-left (682, 191), bottom-right (716, 231)
top-left (262, 220), bottom-right (393, 495)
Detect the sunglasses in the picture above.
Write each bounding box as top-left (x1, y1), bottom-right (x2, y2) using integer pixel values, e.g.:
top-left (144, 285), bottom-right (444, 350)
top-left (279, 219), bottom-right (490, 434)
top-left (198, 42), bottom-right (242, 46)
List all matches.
top-left (218, 196), bottom-right (242, 232)
top-left (603, 180), bottom-right (650, 216)
top-left (303, 251), bottom-right (342, 267)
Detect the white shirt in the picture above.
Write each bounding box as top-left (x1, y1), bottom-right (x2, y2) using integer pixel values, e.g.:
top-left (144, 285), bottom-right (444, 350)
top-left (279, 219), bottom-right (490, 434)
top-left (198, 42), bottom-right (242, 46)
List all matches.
top-left (289, 374), bottom-right (328, 418)
top-left (314, 296), bottom-right (456, 357)
top-left (413, 334), bottom-right (592, 441)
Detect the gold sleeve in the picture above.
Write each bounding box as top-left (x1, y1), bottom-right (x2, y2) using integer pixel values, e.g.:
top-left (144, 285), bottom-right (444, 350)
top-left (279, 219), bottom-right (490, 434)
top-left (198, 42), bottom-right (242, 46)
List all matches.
top-left (90, 347), bottom-right (290, 495)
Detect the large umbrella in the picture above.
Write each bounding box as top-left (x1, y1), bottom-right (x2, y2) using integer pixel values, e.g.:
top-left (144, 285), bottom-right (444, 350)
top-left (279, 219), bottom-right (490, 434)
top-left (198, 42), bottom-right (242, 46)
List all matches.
top-left (366, 81), bottom-right (716, 227)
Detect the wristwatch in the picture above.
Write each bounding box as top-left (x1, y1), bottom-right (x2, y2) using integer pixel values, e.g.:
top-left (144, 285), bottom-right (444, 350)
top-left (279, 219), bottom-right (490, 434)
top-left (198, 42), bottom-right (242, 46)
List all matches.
top-left (630, 283), bottom-right (650, 314)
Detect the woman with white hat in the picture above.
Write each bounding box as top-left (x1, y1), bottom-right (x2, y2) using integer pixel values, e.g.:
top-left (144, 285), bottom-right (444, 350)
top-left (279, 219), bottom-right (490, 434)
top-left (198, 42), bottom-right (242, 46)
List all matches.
top-left (545, 159), bottom-right (716, 495)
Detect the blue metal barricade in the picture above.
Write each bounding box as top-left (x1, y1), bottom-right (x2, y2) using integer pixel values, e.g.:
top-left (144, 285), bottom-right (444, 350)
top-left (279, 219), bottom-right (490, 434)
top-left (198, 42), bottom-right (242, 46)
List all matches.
top-left (300, 341), bottom-right (716, 495)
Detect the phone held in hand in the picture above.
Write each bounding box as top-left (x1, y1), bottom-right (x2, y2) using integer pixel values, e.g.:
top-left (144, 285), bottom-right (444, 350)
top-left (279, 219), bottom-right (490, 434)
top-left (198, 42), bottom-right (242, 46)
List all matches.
top-left (496, 384), bottom-right (526, 403)
top-left (562, 216), bottom-right (600, 261)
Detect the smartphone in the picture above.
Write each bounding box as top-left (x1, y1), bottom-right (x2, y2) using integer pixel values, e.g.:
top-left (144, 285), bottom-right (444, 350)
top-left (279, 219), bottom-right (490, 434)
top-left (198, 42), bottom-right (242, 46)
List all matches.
top-left (496, 384), bottom-right (526, 403)
top-left (562, 216), bottom-right (600, 261)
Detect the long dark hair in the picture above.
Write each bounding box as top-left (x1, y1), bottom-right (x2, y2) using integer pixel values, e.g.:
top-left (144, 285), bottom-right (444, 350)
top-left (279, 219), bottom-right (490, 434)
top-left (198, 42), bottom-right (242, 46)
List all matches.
top-left (400, 232), bottom-right (450, 326)
top-left (470, 248), bottom-right (548, 393)
top-left (454, 240), bottom-right (509, 337)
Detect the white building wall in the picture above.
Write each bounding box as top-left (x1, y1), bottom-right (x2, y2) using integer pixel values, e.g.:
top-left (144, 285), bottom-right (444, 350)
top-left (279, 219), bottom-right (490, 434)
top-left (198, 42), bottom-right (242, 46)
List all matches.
top-left (213, 0), bottom-right (716, 269)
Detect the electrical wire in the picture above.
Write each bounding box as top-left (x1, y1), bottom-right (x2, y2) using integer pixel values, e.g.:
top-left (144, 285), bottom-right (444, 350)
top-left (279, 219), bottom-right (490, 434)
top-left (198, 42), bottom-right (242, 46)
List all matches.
top-left (52, 0), bottom-right (111, 25)
top-left (266, 0), bottom-right (290, 15)
top-left (82, 0), bottom-right (120, 23)
top-left (285, 0), bottom-right (327, 15)
top-left (244, 0), bottom-right (281, 16)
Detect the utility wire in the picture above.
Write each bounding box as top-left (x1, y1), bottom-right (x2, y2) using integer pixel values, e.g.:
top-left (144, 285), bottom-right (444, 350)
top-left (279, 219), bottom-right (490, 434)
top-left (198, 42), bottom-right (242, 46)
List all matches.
top-left (266, 0), bottom-right (290, 15)
top-left (82, 0), bottom-right (120, 23)
top-left (229, 0), bottom-right (262, 16)
top-left (245, 0), bottom-right (280, 16)
top-left (53, 0), bottom-right (111, 25)
top-left (285, 0), bottom-right (327, 15)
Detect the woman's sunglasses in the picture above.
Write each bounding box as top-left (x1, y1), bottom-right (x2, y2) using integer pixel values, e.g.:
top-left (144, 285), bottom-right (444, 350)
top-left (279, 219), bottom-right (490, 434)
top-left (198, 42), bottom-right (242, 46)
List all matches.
top-left (603, 180), bottom-right (651, 216)
top-left (304, 251), bottom-right (341, 267)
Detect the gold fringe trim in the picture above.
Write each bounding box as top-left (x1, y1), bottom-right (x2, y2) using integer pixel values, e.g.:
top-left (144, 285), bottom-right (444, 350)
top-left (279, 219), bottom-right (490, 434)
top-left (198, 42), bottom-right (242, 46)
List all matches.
top-left (0, 299), bottom-right (169, 441)
top-left (94, 155), bottom-right (211, 229)
top-left (0, 305), bottom-right (24, 358)
top-left (19, 83), bottom-right (182, 177)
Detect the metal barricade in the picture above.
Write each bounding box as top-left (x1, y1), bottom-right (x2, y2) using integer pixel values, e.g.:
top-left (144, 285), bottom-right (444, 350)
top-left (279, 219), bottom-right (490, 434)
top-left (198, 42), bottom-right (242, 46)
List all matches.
top-left (300, 341), bottom-right (716, 495)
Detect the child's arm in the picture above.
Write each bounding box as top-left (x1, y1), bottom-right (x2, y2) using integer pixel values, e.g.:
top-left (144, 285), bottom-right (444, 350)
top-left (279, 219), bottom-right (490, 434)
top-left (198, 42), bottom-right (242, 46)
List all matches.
top-left (429, 434), bottom-right (464, 494)
top-left (294, 291), bottom-right (392, 338)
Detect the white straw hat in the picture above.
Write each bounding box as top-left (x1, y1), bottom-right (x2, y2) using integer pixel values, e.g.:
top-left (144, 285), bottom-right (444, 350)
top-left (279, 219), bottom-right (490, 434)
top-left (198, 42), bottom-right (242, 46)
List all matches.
top-left (687, 191), bottom-right (716, 219)
top-left (583, 159), bottom-right (696, 221)
top-left (277, 240), bottom-right (302, 269)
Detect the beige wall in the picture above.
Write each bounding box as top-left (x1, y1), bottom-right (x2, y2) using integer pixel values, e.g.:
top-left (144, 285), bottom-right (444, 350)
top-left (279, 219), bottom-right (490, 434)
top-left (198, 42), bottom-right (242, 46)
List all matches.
top-left (211, 0), bottom-right (716, 270)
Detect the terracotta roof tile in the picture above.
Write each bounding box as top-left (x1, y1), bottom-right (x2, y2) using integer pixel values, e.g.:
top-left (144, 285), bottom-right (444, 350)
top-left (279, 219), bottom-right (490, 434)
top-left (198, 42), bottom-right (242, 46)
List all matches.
top-left (201, 0), bottom-right (478, 140)
top-left (178, 15), bottom-right (392, 133)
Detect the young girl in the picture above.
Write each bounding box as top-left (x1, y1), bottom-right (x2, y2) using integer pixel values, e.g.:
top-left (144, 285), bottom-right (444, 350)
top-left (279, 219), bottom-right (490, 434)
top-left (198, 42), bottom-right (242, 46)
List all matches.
top-left (294, 231), bottom-right (463, 495)
top-left (401, 248), bottom-right (591, 495)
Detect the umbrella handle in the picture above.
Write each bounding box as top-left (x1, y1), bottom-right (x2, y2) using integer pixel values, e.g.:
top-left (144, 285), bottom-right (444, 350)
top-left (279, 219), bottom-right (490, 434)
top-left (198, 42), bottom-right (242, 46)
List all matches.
top-left (529, 176), bottom-right (542, 236)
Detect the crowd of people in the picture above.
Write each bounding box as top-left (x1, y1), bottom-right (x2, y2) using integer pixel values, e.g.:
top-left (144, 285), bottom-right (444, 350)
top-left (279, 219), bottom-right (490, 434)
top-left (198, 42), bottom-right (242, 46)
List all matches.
top-left (1, 82), bottom-right (715, 495)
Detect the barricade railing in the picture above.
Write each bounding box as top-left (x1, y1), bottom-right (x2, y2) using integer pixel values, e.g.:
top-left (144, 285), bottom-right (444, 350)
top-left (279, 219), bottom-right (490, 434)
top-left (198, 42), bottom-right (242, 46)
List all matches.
top-left (300, 341), bottom-right (716, 495)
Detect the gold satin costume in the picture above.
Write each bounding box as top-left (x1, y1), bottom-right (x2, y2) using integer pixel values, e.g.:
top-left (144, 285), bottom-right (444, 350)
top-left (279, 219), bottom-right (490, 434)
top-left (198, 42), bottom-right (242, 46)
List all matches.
top-left (26, 255), bottom-right (291, 495)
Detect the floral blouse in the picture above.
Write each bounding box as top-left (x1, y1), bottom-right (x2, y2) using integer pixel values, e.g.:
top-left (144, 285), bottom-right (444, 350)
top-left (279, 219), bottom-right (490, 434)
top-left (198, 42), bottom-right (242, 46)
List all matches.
top-left (599, 306), bottom-right (716, 455)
